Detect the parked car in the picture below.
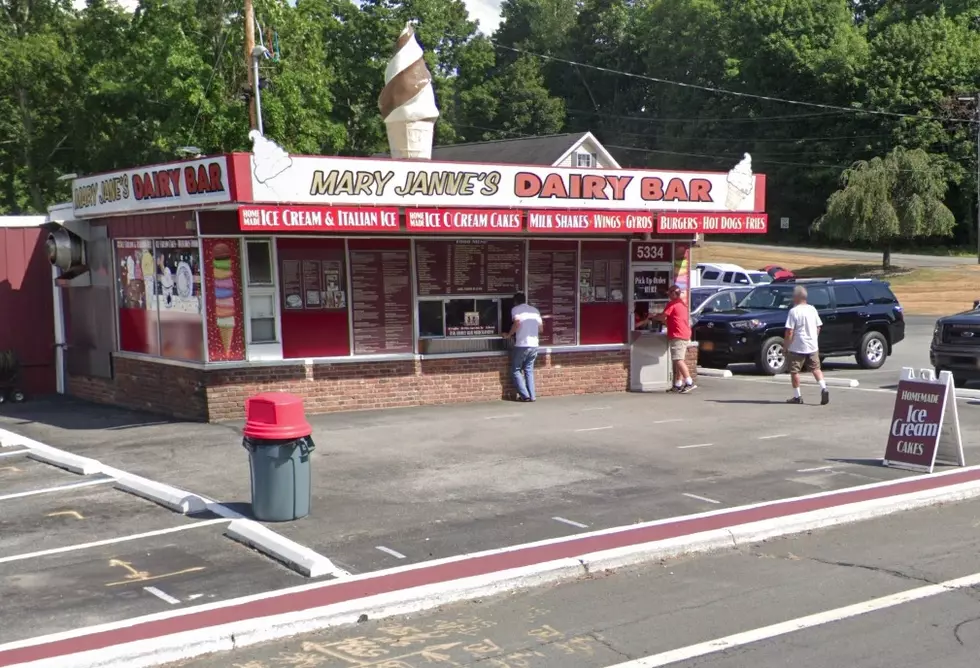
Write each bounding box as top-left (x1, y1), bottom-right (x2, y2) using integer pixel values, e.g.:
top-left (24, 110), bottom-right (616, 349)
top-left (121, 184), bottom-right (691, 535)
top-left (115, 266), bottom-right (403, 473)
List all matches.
top-left (696, 263), bottom-right (773, 287)
top-left (694, 278), bottom-right (905, 375)
top-left (930, 307), bottom-right (980, 386)
top-left (691, 287), bottom-right (752, 325)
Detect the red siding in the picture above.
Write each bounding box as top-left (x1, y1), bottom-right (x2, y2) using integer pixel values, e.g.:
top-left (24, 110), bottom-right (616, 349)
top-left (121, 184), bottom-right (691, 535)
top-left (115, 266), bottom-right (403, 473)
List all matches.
top-left (0, 227), bottom-right (55, 394)
top-left (103, 212), bottom-right (196, 238)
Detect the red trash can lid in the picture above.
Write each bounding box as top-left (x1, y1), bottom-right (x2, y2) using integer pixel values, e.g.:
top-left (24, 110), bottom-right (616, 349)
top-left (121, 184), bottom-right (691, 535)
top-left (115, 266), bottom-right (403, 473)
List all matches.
top-left (243, 392), bottom-right (312, 440)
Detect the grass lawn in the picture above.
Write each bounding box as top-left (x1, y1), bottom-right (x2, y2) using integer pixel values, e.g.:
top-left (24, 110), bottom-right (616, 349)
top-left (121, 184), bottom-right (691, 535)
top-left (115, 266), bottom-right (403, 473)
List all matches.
top-left (698, 242), bottom-right (980, 316)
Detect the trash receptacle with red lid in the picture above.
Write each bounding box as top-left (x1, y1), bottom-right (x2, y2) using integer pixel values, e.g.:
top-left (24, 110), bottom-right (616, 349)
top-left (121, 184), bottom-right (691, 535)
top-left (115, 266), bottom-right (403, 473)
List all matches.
top-left (242, 392), bottom-right (315, 522)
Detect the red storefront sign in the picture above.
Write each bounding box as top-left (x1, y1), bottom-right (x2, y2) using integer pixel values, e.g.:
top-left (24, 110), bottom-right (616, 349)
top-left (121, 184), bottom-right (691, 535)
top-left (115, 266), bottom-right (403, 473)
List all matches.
top-left (406, 208), bottom-right (522, 233)
top-left (657, 212), bottom-right (768, 234)
top-left (883, 379), bottom-right (949, 472)
top-left (632, 242), bottom-right (673, 263)
top-left (239, 205), bottom-right (400, 232)
top-left (527, 210), bottom-right (655, 233)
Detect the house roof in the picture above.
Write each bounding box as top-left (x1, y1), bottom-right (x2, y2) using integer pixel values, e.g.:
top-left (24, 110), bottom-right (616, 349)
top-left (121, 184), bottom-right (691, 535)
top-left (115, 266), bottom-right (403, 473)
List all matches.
top-left (429, 133), bottom-right (589, 165)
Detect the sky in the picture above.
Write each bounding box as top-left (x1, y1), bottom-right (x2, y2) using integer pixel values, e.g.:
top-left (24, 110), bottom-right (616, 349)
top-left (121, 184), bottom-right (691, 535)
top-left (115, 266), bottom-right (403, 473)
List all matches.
top-left (466, 0), bottom-right (503, 34)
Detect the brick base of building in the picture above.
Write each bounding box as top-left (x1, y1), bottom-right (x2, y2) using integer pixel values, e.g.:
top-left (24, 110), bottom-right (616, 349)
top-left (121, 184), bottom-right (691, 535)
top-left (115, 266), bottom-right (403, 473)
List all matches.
top-left (68, 345), bottom-right (698, 422)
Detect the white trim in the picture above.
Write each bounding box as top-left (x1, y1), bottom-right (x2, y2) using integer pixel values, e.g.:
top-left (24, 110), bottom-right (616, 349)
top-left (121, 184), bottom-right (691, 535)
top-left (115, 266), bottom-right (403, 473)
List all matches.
top-left (0, 215), bottom-right (46, 228)
top-left (52, 265), bottom-right (66, 394)
top-left (553, 132), bottom-right (622, 169)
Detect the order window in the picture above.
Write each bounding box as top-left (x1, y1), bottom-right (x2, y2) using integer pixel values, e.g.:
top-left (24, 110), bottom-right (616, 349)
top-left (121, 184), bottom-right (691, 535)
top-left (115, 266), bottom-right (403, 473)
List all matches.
top-left (418, 297), bottom-right (515, 337)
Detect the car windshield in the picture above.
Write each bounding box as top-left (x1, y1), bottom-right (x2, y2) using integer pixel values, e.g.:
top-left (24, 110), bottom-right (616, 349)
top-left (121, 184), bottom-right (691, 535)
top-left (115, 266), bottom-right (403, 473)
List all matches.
top-left (737, 285), bottom-right (795, 310)
top-left (748, 272), bottom-right (773, 284)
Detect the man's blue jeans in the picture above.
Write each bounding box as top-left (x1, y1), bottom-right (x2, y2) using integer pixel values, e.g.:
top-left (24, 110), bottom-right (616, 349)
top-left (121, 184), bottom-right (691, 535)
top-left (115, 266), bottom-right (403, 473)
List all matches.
top-left (511, 346), bottom-right (539, 400)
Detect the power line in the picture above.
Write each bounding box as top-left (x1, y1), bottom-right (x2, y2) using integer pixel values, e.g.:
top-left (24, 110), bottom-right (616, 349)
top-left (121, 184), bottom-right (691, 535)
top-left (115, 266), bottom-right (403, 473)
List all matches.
top-left (563, 107), bottom-right (857, 125)
top-left (492, 42), bottom-right (972, 125)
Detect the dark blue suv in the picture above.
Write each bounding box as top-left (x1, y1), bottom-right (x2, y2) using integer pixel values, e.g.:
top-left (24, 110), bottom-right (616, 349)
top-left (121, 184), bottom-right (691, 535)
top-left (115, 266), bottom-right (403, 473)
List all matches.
top-left (693, 278), bottom-right (905, 375)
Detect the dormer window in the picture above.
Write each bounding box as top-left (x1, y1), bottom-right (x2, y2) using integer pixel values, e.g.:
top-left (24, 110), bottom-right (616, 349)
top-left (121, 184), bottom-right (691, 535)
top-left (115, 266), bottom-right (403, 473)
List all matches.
top-left (576, 152), bottom-right (596, 168)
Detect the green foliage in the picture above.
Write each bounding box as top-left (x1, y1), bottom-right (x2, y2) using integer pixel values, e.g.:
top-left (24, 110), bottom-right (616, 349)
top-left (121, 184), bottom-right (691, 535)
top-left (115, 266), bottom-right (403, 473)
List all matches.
top-left (815, 147), bottom-right (956, 265)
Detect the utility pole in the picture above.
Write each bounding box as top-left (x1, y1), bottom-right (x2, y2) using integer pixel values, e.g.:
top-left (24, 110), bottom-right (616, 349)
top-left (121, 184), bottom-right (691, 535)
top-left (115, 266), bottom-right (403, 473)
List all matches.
top-left (244, 0), bottom-right (257, 130)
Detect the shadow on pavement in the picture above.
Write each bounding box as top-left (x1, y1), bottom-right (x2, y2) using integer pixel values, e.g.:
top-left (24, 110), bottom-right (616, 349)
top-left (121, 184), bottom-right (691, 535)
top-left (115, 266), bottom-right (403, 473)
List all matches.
top-left (706, 399), bottom-right (787, 405)
top-left (0, 395), bottom-right (181, 431)
top-left (827, 458), bottom-right (887, 468)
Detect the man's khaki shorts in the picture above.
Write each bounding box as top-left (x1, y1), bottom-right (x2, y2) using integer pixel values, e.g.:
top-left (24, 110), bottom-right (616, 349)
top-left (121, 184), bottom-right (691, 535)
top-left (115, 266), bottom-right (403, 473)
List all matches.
top-left (788, 351), bottom-right (820, 374)
top-left (669, 338), bottom-right (689, 362)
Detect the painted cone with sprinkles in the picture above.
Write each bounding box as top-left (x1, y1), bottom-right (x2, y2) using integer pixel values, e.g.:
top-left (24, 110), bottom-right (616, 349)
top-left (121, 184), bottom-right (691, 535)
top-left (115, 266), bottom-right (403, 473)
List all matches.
top-left (212, 242), bottom-right (235, 353)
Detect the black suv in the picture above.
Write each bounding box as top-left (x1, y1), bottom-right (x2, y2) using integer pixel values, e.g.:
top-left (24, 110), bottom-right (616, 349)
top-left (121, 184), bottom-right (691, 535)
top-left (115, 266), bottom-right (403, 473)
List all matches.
top-left (930, 306), bottom-right (980, 386)
top-left (694, 278), bottom-right (905, 375)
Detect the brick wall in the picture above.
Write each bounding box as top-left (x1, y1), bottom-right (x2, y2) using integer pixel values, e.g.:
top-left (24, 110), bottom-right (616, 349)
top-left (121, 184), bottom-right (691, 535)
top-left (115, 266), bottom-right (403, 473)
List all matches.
top-left (686, 344), bottom-right (699, 382)
top-left (68, 355), bottom-right (207, 420)
top-left (68, 347), bottom-right (693, 422)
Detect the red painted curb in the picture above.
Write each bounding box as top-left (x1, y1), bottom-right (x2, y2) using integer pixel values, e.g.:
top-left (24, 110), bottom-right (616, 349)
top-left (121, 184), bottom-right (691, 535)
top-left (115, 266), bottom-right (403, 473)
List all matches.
top-left (4, 467), bottom-right (980, 666)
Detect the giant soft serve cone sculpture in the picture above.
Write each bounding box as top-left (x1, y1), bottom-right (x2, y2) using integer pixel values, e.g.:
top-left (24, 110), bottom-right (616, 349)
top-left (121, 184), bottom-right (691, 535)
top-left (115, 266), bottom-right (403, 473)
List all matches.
top-left (378, 23), bottom-right (440, 159)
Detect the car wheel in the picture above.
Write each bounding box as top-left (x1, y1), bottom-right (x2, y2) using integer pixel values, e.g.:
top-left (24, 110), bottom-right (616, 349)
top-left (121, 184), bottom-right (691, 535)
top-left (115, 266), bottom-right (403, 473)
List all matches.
top-left (10, 390), bottom-right (25, 403)
top-left (757, 336), bottom-right (788, 375)
top-left (856, 331), bottom-right (888, 369)
top-left (953, 374), bottom-right (971, 388)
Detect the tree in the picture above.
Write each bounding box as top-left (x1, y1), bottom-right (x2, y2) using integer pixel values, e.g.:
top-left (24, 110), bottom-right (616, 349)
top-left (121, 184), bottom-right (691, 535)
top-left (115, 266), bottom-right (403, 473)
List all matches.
top-left (815, 147), bottom-right (955, 268)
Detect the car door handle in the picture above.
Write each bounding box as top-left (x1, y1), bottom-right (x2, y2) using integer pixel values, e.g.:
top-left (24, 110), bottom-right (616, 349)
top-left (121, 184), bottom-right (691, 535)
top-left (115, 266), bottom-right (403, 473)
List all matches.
top-left (857, 312), bottom-right (868, 317)
top-left (825, 315), bottom-right (837, 321)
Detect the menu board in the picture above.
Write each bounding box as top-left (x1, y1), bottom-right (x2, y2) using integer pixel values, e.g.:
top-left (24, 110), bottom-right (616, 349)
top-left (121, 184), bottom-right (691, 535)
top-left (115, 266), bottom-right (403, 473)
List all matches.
top-left (350, 250), bottom-right (413, 354)
top-left (322, 261), bottom-right (346, 309)
top-left (416, 240), bottom-right (524, 296)
top-left (302, 261), bottom-right (322, 309)
top-left (528, 250), bottom-right (577, 346)
top-left (282, 260), bottom-right (303, 310)
top-left (580, 255), bottom-right (626, 303)
top-left (281, 257), bottom-right (347, 311)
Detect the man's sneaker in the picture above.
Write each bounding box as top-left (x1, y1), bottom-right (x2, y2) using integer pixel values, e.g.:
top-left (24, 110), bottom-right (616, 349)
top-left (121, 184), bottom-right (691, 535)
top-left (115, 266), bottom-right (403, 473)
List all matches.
top-left (680, 384), bottom-right (697, 394)
top-left (786, 396), bottom-right (804, 404)
top-left (666, 385), bottom-right (682, 393)
top-left (821, 388), bottom-right (830, 405)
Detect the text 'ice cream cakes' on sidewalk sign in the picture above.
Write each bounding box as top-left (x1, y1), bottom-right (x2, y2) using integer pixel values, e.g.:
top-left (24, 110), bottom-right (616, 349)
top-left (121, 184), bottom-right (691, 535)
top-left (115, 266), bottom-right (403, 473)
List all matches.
top-left (884, 367), bottom-right (966, 474)
top-left (379, 23), bottom-right (440, 160)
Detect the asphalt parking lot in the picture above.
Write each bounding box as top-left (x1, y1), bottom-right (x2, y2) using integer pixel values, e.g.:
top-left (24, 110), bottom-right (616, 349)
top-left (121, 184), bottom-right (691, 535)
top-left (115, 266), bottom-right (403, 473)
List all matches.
top-left (0, 446), bottom-right (308, 645)
top-left (0, 316), bottom-right (966, 647)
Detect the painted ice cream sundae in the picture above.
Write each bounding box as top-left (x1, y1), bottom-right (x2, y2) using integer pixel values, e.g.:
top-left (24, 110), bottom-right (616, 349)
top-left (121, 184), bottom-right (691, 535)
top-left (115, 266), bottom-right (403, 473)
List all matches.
top-left (211, 242), bottom-right (236, 354)
top-left (250, 130), bottom-right (292, 184)
top-left (725, 153), bottom-right (755, 210)
top-left (378, 23), bottom-right (440, 159)
top-left (160, 266), bottom-right (175, 308)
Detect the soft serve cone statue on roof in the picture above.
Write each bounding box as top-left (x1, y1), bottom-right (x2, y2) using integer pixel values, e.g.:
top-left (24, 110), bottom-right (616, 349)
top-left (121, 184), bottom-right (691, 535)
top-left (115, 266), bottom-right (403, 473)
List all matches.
top-left (249, 129), bottom-right (292, 184)
top-left (378, 23), bottom-right (440, 159)
top-left (725, 153), bottom-right (755, 210)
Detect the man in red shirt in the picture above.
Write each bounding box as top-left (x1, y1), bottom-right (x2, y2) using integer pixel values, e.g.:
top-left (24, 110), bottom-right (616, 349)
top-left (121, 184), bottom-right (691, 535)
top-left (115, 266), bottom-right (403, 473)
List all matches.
top-left (652, 284), bottom-right (696, 393)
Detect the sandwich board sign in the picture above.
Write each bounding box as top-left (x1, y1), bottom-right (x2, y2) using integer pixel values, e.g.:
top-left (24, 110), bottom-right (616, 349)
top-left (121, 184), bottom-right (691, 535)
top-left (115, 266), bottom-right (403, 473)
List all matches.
top-left (883, 367), bottom-right (965, 473)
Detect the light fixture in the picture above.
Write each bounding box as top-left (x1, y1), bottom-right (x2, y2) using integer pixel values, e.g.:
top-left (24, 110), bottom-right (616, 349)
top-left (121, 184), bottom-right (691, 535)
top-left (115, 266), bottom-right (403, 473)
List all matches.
top-left (56, 173), bottom-right (78, 182)
top-left (176, 146), bottom-right (203, 157)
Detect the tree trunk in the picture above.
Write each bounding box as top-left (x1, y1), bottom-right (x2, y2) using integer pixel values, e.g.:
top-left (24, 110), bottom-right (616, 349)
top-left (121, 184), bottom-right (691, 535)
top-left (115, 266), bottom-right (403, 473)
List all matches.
top-left (882, 245), bottom-right (891, 271)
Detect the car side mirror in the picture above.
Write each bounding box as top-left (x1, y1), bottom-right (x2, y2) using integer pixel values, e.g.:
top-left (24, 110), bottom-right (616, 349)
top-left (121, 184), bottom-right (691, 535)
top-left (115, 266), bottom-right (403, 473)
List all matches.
top-left (974, 299), bottom-right (980, 310)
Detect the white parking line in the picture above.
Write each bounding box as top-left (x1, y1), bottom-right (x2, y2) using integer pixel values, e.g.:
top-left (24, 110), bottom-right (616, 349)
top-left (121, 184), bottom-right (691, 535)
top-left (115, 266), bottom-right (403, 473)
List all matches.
top-left (600, 571), bottom-right (980, 667)
top-left (0, 478), bottom-right (114, 502)
top-left (758, 434), bottom-right (788, 440)
top-left (677, 443), bottom-right (713, 449)
top-left (652, 419), bottom-right (684, 424)
top-left (575, 426), bottom-right (614, 432)
top-left (375, 546), bottom-right (407, 560)
top-left (552, 516), bottom-right (589, 529)
top-left (581, 406), bottom-right (612, 412)
top-left (797, 466), bottom-right (834, 473)
top-left (484, 413), bottom-right (521, 420)
top-left (0, 450), bottom-right (27, 459)
top-left (682, 493), bottom-right (721, 505)
top-left (143, 587), bottom-right (181, 605)
top-left (0, 519), bottom-right (229, 565)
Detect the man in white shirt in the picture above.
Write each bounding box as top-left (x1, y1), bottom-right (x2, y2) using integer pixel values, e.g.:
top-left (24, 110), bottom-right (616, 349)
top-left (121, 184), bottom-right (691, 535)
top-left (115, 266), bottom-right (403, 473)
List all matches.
top-left (506, 292), bottom-right (544, 402)
top-left (784, 285), bottom-right (829, 405)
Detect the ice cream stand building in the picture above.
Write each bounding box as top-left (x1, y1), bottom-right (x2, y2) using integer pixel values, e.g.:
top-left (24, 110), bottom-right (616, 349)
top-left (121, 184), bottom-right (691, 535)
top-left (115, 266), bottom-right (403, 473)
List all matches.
top-left (45, 26), bottom-right (767, 421)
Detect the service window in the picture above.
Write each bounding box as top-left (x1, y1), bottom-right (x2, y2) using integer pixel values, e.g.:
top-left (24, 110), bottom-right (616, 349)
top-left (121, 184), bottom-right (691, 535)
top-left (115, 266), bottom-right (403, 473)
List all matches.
top-left (833, 285), bottom-right (864, 308)
top-left (246, 240), bottom-right (274, 286)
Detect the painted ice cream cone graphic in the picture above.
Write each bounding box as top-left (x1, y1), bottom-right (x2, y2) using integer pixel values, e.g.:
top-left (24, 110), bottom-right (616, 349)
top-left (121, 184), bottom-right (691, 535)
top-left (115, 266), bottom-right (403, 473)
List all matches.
top-left (725, 153), bottom-right (755, 210)
top-left (249, 130), bottom-right (292, 184)
top-left (212, 242), bottom-right (236, 355)
top-left (378, 23), bottom-right (440, 159)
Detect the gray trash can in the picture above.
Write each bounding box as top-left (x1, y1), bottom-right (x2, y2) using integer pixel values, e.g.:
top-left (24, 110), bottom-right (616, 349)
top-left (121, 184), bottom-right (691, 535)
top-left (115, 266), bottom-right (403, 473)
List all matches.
top-left (243, 436), bottom-right (315, 522)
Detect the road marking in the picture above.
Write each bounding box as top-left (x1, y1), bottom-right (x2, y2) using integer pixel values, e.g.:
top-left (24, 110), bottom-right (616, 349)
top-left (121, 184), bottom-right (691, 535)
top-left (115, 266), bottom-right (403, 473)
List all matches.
top-left (600, 571), bottom-right (980, 667)
top-left (376, 546), bottom-right (407, 559)
top-left (143, 587), bottom-right (180, 605)
top-left (106, 565), bottom-right (206, 587)
top-left (484, 413), bottom-right (520, 420)
top-left (0, 478), bottom-right (114, 502)
top-left (581, 406), bottom-right (612, 411)
top-left (46, 510), bottom-right (84, 520)
top-left (0, 519), bottom-right (228, 565)
top-left (574, 426), bottom-right (613, 432)
top-left (758, 434), bottom-right (788, 440)
top-left (682, 493), bottom-right (721, 505)
top-left (552, 516), bottom-right (589, 529)
top-left (652, 419), bottom-right (683, 424)
top-left (797, 466), bottom-right (834, 473)
top-left (677, 443), bottom-right (713, 449)
top-left (0, 465), bottom-right (22, 473)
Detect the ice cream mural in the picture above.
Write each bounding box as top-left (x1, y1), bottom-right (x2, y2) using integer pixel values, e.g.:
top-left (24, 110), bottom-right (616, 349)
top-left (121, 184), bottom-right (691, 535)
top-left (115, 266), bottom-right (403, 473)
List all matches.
top-left (673, 243), bottom-right (692, 306)
top-left (203, 238), bottom-right (245, 361)
top-left (726, 153), bottom-right (755, 210)
top-left (250, 130), bottom-right (292, 185)
top-left (378, 23), bottom-right (440, 159)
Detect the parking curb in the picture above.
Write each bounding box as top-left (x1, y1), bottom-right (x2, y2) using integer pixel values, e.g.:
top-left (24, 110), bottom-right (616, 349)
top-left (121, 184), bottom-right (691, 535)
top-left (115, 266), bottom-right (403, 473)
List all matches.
top-left (695, 367), bottom-right (733, 378)
top-left (225, 520), bottom-right (352, 578)
top-left (112, 473), bottom-right (210, 515)
top-left (5, 465), bottom-right (980, 668)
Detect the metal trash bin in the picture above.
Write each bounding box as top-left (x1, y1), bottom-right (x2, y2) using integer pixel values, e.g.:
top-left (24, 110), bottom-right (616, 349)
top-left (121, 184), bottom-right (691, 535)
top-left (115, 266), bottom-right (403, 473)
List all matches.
top-left (242, 392), bottom-right (314, 522)
top-left (243, 435), bottom-right (315, 521)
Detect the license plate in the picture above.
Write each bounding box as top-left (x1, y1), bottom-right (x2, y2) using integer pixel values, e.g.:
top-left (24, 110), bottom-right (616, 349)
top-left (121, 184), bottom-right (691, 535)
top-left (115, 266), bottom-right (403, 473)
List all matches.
top-left (701, 341), bottom-right (714, 351)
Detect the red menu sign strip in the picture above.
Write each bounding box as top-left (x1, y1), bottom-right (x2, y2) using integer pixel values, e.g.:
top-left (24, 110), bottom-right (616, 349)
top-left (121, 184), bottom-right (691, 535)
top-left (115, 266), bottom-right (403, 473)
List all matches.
top-left (657, 213), bottom-right (768, 234)
top-left (239, 206), bottom-right (401, 232)
top-left (527, 210), bottom-right (655, 233)
top-left (883, 379), bottom-right (948, 470)
top-left (406, 208), bottom-right (522, 233)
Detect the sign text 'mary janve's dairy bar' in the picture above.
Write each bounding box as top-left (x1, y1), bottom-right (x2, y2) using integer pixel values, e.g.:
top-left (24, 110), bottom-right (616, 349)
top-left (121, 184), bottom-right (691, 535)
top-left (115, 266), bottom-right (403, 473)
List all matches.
top-left (47, 25), bottom-right (767, 421)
